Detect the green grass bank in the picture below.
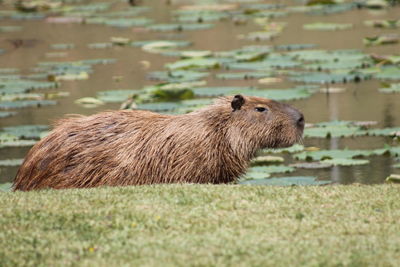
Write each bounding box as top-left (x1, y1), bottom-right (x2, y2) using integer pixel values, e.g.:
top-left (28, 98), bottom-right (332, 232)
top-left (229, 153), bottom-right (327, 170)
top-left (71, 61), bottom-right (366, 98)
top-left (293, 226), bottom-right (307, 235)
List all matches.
top-left (1, 184), bottom-right (400, 266)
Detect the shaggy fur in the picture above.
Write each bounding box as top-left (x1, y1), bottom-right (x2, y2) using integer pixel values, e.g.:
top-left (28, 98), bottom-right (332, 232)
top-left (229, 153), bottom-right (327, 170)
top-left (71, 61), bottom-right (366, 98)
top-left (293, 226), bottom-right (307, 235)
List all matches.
top-left (13, 95), bottom-right (304, 191)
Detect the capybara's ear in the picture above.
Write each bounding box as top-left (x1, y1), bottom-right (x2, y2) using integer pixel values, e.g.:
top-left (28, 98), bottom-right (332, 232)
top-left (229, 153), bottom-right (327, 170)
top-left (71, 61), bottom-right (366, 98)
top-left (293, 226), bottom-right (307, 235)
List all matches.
top-left (231, 95), bottom-right (245, 111)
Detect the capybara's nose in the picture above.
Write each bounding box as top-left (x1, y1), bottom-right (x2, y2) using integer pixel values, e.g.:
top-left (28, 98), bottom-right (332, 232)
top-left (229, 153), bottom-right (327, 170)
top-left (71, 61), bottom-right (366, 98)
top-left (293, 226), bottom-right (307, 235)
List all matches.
top-left (296, 113), bottom-right (305, 129)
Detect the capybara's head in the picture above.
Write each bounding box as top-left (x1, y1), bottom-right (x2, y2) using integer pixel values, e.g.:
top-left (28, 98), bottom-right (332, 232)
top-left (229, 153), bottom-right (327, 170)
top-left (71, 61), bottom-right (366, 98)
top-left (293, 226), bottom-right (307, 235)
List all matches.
top-left (221, 94), bottom-right (304, 150)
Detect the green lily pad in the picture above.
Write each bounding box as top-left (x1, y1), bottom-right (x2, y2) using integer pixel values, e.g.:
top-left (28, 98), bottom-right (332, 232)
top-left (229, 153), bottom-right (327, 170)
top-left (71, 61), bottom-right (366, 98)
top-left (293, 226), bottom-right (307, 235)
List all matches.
top-left (294, 149), bottom-right (373, 161)
top-left (75, 97), bottom-right (104, 108)
top-left (290, 162), bottom-right (333, 169)
top-left (364, 20), bottom-right (400, 28)
top-left (364, 34), bottom-right (400, 46)
top-left (252, 156), bottom-right (285, 164)
top-left (216, 72), bottom-right (273, 80)
top-left (0, 183), bottom-right (12, 192)
top-left (249, 165), bottom-right (295, 174)
top-left (242, 172), bottom-right (271, 180)
top-left (136, 102), bottom-right (182, 112)
top-left (148, 23), bottom-right (214, 32)
top-left (304, 125), bottom-right (363, 138)
top-left (240, 176), bottom-right (331, 186)
top-left (147, 70), bottom-right (209, 82)
top-left (132, 40), bottom-right (191, 48)
top-left (87, 43), bottom-right (113, 49)
top-left (303, 23), bottom-right (352, 31)
top-left (289, 72), bottom-right (370, 84)
top-left (376, 67), bottom-right (400, 80)
top-left (0, 111), bottom-right (17, 118)
top-left (0, 140), bottom-right (37, 149)
top-left (0, 159), bottom-right (24, 166)
top-left (166, 58), bottom-right (220, 70)
top-left (0, 100), bottom-right (57, 110)
top-left (379, 83), bottom-right (400, 93)
top-left (263, 144), bottom-right (305, 154)
top-left (321, 158), bottom-right (370, 166)
top-left (1, 125), bottom-right (48, 139)
top-left (97, 90), bottom-right (137, 103)
top-left (385, 174), bottom-right (400, 183)
top-left (50, 43), bottom-right (75, 50)
top-left (192, 86), bottom-right (255, 97)
top-left (0, 26), bottom-right (22, 32)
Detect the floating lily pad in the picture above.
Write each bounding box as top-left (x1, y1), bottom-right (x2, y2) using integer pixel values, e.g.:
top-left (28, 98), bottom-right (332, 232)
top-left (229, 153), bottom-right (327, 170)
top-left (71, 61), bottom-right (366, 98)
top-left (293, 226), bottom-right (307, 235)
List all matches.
top-left (263, 144), bottom-right (305, 154)
top-left (135, 102), bottom-right (182, 112)
top-left (379, 83), bottom-right (400, 93)
top-left (376, 67), bottom-right (400, 80)
top-left (50, 43), bottom-right (75, 50)
top-left (0, 140), bottom-right (37, 149)
top-left (0, 159), bottom-right (24, 166)
top-left (97, 90), bottom-right (137, 103)
top-left (321, 158), bottom-right (370, 166)
top-left (364, 34), bottom-right (400, 46)
top-left (1, 125), bottom-right (49, 139)
top-left (240, 176), bottom-right (331, 186)
top-left (0, 183), bottom-right (12, 192)
top-left (0, 26), bottom-right (22, 32)
top-left (250, 165), bottom-right (295, 174)
top-left (166, 58), bottom-right (220, 70)
top-left (252, 156), bottom-right (285, 164)
top-left (386, 174), bottom-right (400, 183)
top-left (75, 97), bottom-right (104, 108)
top-left (289, 71), bottom-right (370, 84)
top-left (0, 111), bottom-right (17, 118)
top-left (147, 70), bottom-right (209, 82)
top-left (303, 23), bottom-right (352, 31)
top-left (148, 23), bottom-right (214, 32)
top-left (294, 149), bottom-right (372, 161)
top-left (364, 20), bottom-right (400, 28)
top-left (290, 162), bottom-right (333, 169)
top-left (216, 72), bottom-right (273, 80)
top-left (87, 43), bottom-right (113, 49)
top-left (0, 100), bottom-right (57, 110)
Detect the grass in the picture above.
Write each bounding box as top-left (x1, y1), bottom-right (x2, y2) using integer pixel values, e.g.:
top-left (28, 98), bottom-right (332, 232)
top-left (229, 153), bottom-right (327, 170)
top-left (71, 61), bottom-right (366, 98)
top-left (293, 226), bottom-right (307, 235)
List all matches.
top-left (1, 184), bottom-right (400, 267)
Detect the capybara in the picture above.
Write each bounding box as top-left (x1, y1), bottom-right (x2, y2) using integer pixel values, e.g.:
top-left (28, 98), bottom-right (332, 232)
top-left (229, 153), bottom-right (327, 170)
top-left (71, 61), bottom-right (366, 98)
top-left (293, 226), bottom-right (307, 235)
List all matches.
top-left (13, 95), bottom-right (304, 191)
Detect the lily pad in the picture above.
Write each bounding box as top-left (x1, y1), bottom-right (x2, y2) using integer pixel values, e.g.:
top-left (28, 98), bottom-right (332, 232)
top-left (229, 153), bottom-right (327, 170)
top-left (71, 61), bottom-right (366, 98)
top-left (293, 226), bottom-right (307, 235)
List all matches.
top-left (148, 23), bottom-right (214, 32)
top-left (252, 156), bottom-right (285, 164)
top-left (147, 70), bottom-right (209, 82)
top-left (136, 102), bottom-right (182, 112)
top-left (385, 174), bottom-right (400, 183)
top-left (249, 165), bottom-right (295, 174)
top-left (0, 100), bottom-right (57, 110)
top-left (321, 158), bottom-right (370, 166)
top-left (379, 83), bottom-right (400, 93)
top-left (166, 58), bottom-right (220, 70)
top-left (240, 176), bottom-right (331, 186)
top-left (263, 144), bottom-right (305, 154)
top-left (294, 149), bottom-right (373, 161)
top-left (0, 183), bottom-right (12, 192)
top-left (97, 90), bottom-right (137, 103)
top-left (1, 125), bottom-right (49, 139)
top-left (290, 162), bottom-right (333, 169)
top-left (0, 159), bottom-right (24, 166)
top-left (0, 111), bottom-right (17, 118)
top-left (303, 23), bottom-right (352, 31)
top-left (75, 97), bottom-right (104, 108)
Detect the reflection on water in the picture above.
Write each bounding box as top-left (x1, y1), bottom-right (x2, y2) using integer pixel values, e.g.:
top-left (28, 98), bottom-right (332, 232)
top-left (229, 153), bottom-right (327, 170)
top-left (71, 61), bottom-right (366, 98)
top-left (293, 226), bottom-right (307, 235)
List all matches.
top-left (0, 0), bottom-right (399, 184)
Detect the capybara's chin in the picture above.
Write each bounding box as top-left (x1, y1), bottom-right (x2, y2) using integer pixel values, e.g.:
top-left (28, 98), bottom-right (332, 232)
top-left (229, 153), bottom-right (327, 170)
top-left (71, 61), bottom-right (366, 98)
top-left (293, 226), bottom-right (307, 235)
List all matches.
top-left (13, 94), bottom-right (304, 191)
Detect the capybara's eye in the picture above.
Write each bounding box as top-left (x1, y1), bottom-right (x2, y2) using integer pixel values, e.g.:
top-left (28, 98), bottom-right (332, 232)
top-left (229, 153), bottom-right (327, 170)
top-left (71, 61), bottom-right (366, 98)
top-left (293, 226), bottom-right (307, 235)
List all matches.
top-left (255, 107), bottom-right (267, 112)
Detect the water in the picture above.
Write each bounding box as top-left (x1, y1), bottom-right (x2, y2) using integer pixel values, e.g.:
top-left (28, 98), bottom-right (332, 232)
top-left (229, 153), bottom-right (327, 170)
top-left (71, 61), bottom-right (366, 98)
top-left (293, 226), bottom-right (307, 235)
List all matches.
top-left (1, 0), bottom-right (399, 184)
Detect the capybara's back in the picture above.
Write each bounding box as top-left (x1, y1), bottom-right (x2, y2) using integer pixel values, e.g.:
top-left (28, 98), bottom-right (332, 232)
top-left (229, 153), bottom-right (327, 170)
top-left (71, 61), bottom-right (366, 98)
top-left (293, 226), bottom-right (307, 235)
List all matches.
top-left (13, 95), bottom-right (304, 191)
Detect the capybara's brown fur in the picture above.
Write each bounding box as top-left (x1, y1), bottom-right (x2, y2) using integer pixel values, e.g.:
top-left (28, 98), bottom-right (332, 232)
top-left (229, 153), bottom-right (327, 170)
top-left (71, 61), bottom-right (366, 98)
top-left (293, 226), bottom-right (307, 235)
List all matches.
top-left (13, 95), bottom-right (304, 191)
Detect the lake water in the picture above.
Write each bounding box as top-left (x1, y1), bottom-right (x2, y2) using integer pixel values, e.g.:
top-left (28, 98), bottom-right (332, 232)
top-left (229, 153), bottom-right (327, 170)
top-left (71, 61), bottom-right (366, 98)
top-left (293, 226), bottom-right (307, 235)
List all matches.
top-left (1, 0), bottom-right (400, 185)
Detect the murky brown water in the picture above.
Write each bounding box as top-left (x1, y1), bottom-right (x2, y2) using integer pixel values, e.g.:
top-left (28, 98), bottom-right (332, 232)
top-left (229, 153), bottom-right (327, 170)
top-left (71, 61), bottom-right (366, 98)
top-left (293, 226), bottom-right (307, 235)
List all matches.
top-left (1, 0), bottom-right (400, 184)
